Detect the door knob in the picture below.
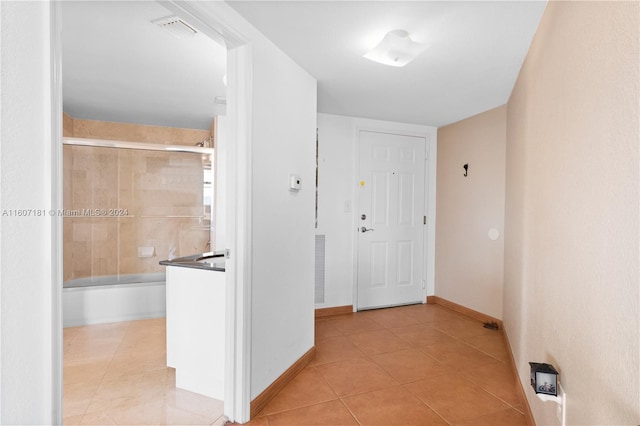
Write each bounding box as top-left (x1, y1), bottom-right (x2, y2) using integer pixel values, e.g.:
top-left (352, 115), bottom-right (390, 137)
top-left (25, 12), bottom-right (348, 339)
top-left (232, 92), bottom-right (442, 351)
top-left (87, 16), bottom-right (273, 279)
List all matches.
top-left (360, 226), bottom-right (374, 233)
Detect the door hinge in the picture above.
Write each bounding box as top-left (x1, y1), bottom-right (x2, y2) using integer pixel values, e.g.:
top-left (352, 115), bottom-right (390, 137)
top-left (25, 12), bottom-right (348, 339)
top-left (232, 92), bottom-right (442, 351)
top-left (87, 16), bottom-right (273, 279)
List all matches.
top-left (423, 216), bottom-right (427, 225)
top-left (225, 249), bottom-right (231, 259)
top-left (422, 280), bottom-right (426, 289)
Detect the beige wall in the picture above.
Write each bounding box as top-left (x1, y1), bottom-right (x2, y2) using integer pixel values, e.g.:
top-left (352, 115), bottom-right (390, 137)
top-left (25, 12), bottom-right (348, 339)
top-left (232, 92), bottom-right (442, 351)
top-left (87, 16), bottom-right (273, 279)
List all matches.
top-left (504, 1), bottom-right (639, 424)
top-left (63, 115), bottom-right (212, 282)
top-left (435, 106), bottom-right (506, 319)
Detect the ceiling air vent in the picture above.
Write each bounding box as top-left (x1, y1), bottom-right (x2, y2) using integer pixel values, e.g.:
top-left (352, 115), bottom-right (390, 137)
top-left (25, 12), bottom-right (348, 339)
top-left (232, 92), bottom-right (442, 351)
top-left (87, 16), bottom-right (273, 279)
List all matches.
top-left (152, 16), bottom-right (197, 39)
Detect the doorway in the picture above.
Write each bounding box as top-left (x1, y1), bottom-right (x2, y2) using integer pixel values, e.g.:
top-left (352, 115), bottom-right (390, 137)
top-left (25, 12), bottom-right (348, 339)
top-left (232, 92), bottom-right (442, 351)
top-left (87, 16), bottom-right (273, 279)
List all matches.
top-left (356, 130), bottom-right (428, 310)
top-left (57, 1), bottom-right (253, 423)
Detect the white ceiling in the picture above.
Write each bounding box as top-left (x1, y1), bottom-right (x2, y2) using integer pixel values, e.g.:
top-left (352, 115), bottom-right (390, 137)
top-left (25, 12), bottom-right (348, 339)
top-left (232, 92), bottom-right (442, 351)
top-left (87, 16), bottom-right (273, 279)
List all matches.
top-left (62, 1), bottom-right (547, 131)
top-left (62, 1), bottom-right (227, 130)
top-left (229, 0), bottom-right (547, 127)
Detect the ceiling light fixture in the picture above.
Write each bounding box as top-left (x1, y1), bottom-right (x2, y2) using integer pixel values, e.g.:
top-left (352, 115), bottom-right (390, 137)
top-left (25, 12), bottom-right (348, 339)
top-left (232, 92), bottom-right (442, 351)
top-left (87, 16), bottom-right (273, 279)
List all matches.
top-left (363, 29), bottom-right (426, 67)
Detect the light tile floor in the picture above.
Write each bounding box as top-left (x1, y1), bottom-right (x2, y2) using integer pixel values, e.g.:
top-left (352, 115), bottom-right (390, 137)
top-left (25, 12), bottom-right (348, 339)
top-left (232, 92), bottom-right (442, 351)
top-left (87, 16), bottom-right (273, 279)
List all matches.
top-left (64, 304), bottom-right (533, 425)
top-left (247, 304), bottom-right (533, 426)
top-left (63, 318), bottom-right (226, 425)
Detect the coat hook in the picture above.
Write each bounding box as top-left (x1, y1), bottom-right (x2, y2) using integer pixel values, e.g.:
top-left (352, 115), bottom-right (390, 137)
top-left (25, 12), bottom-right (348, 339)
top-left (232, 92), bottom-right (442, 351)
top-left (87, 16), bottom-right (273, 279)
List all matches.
top-left (463, 163), bottom-right (468, 177)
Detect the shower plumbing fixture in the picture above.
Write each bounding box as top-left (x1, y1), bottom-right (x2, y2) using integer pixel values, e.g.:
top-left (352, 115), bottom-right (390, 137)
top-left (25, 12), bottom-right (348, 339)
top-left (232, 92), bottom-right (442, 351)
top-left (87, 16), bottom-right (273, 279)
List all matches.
top-left (195, 136), bottom-right (214, 148)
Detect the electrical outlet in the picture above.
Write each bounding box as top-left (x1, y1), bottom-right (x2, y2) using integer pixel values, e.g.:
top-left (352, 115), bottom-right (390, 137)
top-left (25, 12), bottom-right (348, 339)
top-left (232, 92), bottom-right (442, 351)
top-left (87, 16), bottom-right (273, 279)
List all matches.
top-left (556, 382), bottom-right (566, 426)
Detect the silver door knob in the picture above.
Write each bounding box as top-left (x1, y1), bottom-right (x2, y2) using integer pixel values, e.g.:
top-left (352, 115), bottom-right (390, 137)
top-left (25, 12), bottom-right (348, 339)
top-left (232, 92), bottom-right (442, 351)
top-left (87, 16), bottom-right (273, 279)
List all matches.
top-left (361, 226), bottom-right (374, 233)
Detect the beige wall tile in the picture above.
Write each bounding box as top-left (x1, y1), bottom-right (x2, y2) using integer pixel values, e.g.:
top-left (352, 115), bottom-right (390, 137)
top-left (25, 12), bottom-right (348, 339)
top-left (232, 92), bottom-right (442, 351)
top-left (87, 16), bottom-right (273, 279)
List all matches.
top-left (63, 112), bottom-right (74, 137)
top-left (63, 117), bottom-right (211, 282)
top-left (69, 116), bottom-right (209, 146)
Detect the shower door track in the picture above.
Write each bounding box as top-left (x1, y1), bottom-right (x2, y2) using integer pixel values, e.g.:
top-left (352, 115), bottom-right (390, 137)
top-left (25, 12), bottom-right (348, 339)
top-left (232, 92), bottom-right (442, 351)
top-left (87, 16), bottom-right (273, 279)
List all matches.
top-left (63, 136), bottom-right (215, 155)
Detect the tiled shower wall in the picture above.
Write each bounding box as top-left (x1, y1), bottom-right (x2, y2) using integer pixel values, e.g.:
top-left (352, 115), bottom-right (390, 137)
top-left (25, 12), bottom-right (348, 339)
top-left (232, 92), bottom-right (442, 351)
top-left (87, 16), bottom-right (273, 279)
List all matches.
top-left (63, 115), bottom-right (213, 282)
top-left (63, 113), bottom-right (213, 147)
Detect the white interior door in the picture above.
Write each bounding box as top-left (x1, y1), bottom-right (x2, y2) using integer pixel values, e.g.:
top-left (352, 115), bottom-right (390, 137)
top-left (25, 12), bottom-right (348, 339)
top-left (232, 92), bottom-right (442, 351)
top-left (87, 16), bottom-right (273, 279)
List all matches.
top-left (357, 130), bottom-right (426, 310)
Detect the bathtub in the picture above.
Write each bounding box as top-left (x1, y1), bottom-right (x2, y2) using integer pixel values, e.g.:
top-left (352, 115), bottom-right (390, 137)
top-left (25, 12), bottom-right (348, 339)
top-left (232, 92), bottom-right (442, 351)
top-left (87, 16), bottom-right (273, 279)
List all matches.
top-left (63, 272), bottom-right (166, 327)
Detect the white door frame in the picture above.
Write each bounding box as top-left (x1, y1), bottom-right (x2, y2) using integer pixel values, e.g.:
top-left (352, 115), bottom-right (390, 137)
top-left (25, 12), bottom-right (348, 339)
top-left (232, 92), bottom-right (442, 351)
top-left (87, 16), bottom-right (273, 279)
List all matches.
top-left (50, 2), bottom-right (254, 423)
top-left (352, 125), bottom-right (437, 312)
top-left (51, 2), bottom-right (64, 422)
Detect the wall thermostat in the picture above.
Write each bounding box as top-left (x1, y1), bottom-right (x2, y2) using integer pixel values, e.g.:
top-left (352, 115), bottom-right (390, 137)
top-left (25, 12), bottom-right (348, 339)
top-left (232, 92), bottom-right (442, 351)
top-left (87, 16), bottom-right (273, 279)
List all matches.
top-left (289, 174), bottom-right (301, 191)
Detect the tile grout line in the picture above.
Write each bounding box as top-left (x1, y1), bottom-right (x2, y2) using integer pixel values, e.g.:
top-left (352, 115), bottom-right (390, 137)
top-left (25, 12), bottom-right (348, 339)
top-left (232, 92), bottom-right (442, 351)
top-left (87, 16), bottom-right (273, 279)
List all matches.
top-left (315, 353), bottom-right (391, 426)
top-left (418, 321), bottom-right (528, 412)
top-left (79, 322), bottom-right (129, 423)
top-left (254, 364), bottom-right (342, 420)
top-left (459, 370), bottom-right (527, 412)
top-left (336, 397), bottom-right (363, 426)
top-left (427, 324), bottom-right (510, 364)
top-left (64, 327), bottom-right (124, 421)
top-left (398, 382), bottom-right (453, 426)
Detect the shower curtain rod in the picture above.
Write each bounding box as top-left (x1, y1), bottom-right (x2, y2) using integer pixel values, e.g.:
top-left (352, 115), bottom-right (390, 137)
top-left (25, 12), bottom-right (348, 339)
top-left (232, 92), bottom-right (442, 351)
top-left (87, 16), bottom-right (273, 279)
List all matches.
top-left (63, 137), bottom-right (215, 154)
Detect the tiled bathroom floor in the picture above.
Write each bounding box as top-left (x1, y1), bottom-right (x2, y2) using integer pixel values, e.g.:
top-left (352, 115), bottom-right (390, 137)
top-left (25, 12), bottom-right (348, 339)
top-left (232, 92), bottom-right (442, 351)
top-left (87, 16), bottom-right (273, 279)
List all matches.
top-left (63, 317), bottom-right (226, 425)
top-left (64, 304), bottom-right (532, 425)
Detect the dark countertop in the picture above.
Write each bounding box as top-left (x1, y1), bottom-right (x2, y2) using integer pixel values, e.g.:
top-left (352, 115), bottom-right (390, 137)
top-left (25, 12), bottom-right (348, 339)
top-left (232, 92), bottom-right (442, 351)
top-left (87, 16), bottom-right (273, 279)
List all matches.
top-left (159, 251), bottom-right (226, 272)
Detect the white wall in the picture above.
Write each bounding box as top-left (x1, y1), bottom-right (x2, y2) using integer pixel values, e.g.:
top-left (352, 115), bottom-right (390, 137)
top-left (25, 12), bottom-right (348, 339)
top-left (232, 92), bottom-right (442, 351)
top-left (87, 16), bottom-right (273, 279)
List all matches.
top-left (249, 39), bottom-right (317, 399)
top-left (316, 113), bottom-right (437, 309)
top-left (435, 106), bottom-right (506, 319)
top-left (505, 1), bottom-right (639, 424)
top-left (315, 114), bottom-right (357, 308)
top-left (130, 0), bottom-right (318, 405)
top-left (0, 1), bottom-right (56, 423)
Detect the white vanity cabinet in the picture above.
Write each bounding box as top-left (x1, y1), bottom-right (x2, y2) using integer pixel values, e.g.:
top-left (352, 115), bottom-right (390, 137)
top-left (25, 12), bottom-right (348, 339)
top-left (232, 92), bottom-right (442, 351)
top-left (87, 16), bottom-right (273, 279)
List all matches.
top-left (165, 262), bottom-right (225, 400)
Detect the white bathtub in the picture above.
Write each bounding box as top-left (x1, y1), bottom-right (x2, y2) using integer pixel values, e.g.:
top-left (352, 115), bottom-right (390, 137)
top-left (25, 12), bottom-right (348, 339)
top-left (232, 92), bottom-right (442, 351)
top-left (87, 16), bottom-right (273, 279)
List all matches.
top-left (63, 273), bottom-right (166, 327)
